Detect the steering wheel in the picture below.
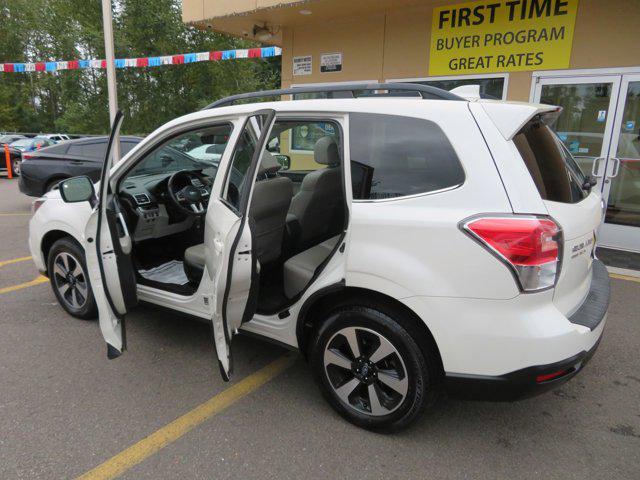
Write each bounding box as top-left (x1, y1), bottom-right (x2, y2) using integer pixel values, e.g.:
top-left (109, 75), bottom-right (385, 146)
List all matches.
top-left (166, 170), bottom-right (211, 216)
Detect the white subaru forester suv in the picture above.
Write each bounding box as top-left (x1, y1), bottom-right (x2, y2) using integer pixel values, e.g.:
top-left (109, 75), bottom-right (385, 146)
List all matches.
top-left (28, 83), bottom-right (609, 431)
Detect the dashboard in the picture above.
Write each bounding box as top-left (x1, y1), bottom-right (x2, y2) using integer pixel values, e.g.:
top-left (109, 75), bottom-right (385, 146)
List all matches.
top-left (119, 171), bottom-right (213, 242)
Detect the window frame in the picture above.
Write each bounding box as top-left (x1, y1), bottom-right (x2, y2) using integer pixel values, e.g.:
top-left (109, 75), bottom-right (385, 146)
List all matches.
top-left (113, 120), bottom-right (237, 196)
top-left (348, 112), bottom-right (467, 203)
top-left (386, 73), bottom-right (509, 100)
top-left (289, 80), bottom-right (377, 154)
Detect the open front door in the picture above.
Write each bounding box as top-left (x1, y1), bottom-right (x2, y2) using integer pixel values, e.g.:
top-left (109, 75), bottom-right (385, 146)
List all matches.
top-left (85, 111), bottom-right (138, 359)
top-left (205, 110), bottom-right (276, 380)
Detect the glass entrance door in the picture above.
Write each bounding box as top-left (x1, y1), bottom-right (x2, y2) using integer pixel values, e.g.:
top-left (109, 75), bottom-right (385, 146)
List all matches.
top-left (599, 75), bottom-right (640, 251)
top-left (534, 74), bottom-right (640, 252)
top-left (534, 76), bottom-right (620, 186)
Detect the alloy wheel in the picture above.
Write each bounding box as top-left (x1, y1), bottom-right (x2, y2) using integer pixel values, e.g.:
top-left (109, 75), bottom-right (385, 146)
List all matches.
top-left (12, 159), bottom-right (20, 176)
top-left (52, 252), bottom-right (88, 310)
top-left (323, 326), bottom-right (409, 416)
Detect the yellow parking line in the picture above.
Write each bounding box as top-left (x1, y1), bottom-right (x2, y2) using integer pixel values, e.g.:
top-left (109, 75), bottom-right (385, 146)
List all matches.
top-left (0, 255), bottom-right (32, 268)
top-left (76, 354), bottom-right (296, 480)
top-left (0, 275), bottom-right (48, 294)
top-left (610, 273), bottom-right (640, 284)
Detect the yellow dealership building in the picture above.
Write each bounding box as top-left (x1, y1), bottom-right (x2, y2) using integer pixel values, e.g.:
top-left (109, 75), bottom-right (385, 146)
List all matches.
top-left (183, 0), bottom-right (640, 253)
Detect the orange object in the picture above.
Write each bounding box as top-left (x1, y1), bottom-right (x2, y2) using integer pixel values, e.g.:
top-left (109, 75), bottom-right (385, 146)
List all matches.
top-left (4, 144), bottom-right (12, 179)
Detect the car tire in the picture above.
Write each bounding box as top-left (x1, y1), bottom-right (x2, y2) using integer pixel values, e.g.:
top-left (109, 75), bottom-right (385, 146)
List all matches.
top-left (11, 158), bottom-right (21, 177)
top-left (310, 304), bottom-right (435, 432)
top-left (47, 237), bottom-right (98, 320)
top-left (45, 178), bottom-right (66, 192)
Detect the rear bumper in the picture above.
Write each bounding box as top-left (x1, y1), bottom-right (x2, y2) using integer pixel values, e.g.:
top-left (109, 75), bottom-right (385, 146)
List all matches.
top-left (18, 170), bottom-right (46, 197)
top-left (443, 260), bottom-right (610, 401)
top-left (444, 333), bottom-right (602, 401)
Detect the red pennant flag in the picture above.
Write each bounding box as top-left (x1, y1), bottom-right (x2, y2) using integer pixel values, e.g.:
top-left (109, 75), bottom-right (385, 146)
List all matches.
top-left (136, 57), bottom-right (148, 67)
top-left (172, 54), bottom-right (184, 64)
top-left (4, 64), bottom-right (14, 72)
top-left (211, 51), bottom-right (222, 61)
top-left (248, 48), bottom-right (261, 58)
top-left (68, 60), bottom-right (79, 70)
top-left (35, 62), bottom-right (46, 71)
top-left (100, 59), bottom-right (107, 69)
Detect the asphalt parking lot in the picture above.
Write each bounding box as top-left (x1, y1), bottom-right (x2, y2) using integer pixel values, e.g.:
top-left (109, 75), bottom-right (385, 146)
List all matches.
top-left (1, 177), bottom-right (639, 480)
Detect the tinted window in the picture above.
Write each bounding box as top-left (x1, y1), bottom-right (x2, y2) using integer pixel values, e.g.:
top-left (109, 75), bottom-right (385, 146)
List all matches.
top-left (82, 142), bottom-right (106, 159)
top-left (121, 141), bottom-right (138, 155)
top-left (513, 122), bottom-right (588, 203)
top-left (224, 114), bottom-right (267, 212)
top-left (349, 113), bottom-right (465, 200)
top-left (67, 143), bottom-right (103, 158)
top-left (42, 143), bottom-right (69, 154)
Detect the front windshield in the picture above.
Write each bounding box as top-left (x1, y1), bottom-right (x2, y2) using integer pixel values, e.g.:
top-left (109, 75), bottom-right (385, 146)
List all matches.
top-left (127, 146), bottom-right (207, 177)
top-left (126, 124), bottom-right (233, 178)
top-left (10, 139), bottom-right (32, 149)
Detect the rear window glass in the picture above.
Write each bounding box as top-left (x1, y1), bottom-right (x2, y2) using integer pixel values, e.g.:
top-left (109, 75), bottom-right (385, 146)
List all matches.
top-left (349, 113), bottom-right (465, 200)
top-left (43, 143), bottom-right (69, 154)
top-left (513, 121), bottom-right (588, 204)
top-left (67, 143), bottom-right (103, 159)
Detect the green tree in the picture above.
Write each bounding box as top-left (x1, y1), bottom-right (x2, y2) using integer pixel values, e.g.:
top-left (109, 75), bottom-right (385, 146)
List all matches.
top-left (0, 0), bottom-right (280, 135)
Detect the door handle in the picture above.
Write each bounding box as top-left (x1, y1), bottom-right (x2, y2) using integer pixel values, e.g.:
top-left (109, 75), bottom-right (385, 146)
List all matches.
top-left (213, 238), bottom-right (224, 253)
top-left (608, 157), bottom-right (621, 178)
top-left (70, 160), bottom-right (85, 165)
top-left (591, 157), bottom-right (605, 178)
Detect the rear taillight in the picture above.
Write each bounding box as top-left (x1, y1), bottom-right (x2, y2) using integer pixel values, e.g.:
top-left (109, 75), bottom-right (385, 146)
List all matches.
top-left (463, 216), bottom-right (562, 292)
top-left (22, 153), bottom-right (32, 161)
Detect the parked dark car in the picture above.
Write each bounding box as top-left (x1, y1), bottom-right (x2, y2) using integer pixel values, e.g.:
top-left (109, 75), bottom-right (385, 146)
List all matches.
top-left (18, 136), bottom-right (142, 196)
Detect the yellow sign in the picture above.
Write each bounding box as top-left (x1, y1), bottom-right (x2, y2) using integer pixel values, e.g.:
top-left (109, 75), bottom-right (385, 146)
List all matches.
top-left (429, 0), bottom-right (579, 75)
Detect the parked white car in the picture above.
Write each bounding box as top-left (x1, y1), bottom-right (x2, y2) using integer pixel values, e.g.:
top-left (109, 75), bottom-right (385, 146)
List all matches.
top-left (28, 84), bottom-right (609, 431)
top-left (41, 133), bottom-right (71, 143)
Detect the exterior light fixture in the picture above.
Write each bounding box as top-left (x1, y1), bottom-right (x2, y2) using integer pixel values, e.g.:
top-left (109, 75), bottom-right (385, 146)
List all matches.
top-left (253, 25), bottom-right (273, 42)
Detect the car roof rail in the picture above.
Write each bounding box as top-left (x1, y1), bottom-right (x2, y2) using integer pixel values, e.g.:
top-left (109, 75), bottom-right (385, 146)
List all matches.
top-left (203, 82), bottom-right (464, 109)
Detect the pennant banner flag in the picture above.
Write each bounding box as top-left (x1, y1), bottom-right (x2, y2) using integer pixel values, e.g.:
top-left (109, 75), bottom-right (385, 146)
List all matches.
top-left (0, 47), bottom-right (282, 73)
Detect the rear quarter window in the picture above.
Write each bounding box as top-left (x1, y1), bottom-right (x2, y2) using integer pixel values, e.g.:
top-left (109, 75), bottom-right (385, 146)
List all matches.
top-left (513, 121), bottom-right (588, 204)
top-left (349, 113), bottom-right (465, 200)
top-left (46, 143), bottom-right (69, 154)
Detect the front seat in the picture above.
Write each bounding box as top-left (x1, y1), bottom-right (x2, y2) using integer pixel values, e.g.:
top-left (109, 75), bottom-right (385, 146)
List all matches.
top-left (249, 151), bottom-right (293, 266)
top-left (183, 152), bottom-right (292, 283)
top-left (288, 136), bottom-right (343, 249)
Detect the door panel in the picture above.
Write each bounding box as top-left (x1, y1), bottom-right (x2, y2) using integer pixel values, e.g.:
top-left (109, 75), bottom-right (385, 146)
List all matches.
top-left (205, 110), bottom-right (276, 380)
top-left (85, 111), bottom-right (138, 358)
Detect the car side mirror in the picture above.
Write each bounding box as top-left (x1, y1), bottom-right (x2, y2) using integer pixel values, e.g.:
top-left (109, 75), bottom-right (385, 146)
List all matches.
top-left (274, 154), bottom-right (290, 171)
top-left (59, 176), bottom-right (96, 204)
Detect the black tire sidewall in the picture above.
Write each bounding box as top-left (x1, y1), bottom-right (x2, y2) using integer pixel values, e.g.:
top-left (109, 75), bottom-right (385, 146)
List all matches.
top-left (47, 237), bottom-right (98, 320)
top-left (311, 306), bottom-right (431, 432)
top-left (46, 178), bottom-right (66, 192)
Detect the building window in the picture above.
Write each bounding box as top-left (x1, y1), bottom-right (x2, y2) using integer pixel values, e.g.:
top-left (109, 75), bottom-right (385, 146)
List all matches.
top-left (389, 74), bottom-right (508, 100)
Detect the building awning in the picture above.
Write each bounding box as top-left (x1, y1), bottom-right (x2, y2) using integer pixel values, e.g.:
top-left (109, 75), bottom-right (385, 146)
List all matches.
top-left (182, 0), bottom-right (431, 45)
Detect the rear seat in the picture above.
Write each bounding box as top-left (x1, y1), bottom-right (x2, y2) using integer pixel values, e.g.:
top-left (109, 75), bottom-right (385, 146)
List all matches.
top-left (283, 235), bottom-right (340, 299)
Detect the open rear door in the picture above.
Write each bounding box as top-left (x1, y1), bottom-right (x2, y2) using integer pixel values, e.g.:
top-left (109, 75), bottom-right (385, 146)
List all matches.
top-left (84, 111), bottom-right (138, 359)
top-left (205, 110), bottom-right (276, 380)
